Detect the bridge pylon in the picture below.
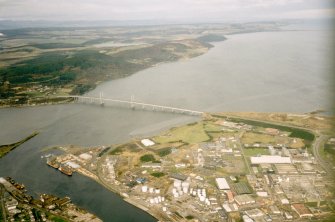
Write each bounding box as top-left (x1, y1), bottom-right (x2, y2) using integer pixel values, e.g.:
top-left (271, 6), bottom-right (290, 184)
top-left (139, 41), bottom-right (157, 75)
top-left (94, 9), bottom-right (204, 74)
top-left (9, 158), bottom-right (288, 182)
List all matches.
top-left (100, 92), bottom-right (104, 106)
top-left (130, 95), bottom-right (135, 109)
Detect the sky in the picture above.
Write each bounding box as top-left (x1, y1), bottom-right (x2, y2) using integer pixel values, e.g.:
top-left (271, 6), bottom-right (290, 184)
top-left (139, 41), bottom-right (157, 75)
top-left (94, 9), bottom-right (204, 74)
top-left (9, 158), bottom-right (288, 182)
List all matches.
top-left (0, 0), bottom-right (334, 22)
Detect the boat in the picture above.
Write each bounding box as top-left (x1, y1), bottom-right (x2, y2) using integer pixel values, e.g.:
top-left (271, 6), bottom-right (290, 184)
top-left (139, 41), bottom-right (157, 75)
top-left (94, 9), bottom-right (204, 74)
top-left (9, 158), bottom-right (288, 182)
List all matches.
top-left (58, 165), bottom-right (73, 176)
top-left (46, 157), bottom-right (60, 169)
top-left (47, 161), bottom-right (60, 169)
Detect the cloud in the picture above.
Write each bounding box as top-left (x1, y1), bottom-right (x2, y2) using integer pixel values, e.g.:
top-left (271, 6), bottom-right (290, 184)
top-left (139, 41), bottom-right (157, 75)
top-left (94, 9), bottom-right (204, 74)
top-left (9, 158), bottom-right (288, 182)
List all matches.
top-left (0, 0), bottom-right (334, 21)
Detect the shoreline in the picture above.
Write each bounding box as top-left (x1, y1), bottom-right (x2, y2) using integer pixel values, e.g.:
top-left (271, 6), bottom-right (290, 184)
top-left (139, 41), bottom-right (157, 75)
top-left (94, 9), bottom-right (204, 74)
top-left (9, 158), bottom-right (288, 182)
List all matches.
top-left (70, 150), bottom-right (164, 221)
top-left (48, 112), bottom-right (334, 222)
top-left (0, 131), bottom-right (39, 158)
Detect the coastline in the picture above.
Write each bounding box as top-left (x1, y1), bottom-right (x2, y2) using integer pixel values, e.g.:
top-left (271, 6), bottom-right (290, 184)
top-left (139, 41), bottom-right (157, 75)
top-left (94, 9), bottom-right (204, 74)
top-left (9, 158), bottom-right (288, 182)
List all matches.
top-left (1, 28), bottom-right (302, 110)
top-left (0, 36), bottom-right (219, 109)
top-left (71, 149), bottom-right (164, 221)
top-left (47, 112), bottom-right (334, 222)
top-left (2, 27), bottom-right (333, 221)
top-left (0, 131), bottom-right (39, 158)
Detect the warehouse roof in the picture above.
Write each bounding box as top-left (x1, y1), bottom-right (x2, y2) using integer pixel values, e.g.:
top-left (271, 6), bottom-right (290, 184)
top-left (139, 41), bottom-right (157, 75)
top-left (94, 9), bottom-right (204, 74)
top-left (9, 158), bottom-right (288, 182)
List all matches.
top-left (250, 155), bottom-right (291, 164)
top-left (141, 139), bottom-right (155, 147)
top-left (215, 178), bottom-right (230, 190)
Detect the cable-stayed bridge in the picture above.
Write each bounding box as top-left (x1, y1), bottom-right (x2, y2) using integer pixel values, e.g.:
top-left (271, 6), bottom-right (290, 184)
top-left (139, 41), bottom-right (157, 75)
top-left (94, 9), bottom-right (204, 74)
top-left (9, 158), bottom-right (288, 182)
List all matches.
top-left (58, 93), bottom-right (204, 116)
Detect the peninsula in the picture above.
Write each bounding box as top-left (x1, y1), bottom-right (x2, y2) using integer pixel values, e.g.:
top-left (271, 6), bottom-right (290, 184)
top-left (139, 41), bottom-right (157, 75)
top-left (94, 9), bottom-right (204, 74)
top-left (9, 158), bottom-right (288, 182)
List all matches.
top-left (42, 112), bottom-right (335, 222)
top-left (0, 132), bottom-right (38, 158)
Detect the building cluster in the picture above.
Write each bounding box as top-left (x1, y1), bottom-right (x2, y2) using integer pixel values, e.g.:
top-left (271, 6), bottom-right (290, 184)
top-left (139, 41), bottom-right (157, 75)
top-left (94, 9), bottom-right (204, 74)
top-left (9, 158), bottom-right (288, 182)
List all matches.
top-left (0, 177), bottom-right (101, 222)
top-left (44, 119), bottom-right (335, 222)
top-left (46, 146), bottom-right (104, 180)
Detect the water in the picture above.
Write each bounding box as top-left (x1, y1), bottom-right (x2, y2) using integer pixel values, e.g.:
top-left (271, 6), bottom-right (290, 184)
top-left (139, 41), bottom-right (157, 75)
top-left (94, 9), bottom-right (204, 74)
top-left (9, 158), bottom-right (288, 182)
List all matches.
top-left (88, 30), bottom-right (333, 113)
top-left (0, 30), bottom-right (333, 221)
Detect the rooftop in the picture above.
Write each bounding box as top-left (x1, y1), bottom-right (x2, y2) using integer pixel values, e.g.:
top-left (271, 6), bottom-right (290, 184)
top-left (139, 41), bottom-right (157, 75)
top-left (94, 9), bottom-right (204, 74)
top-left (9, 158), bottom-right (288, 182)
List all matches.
top-left (141, 139), bottom-right (155, 147)
top-left (250, 155), bottom-right (291, 164)
top-left (292, 203), bottom-right (313, 217)
top-left (215, 178), bottom-right (230, 190)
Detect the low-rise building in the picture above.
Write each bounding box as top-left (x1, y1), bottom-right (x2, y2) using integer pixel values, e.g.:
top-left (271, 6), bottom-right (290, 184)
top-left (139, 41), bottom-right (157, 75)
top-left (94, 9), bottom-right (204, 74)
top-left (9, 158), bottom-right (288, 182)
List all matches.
top-left (234, 194), bottom-right (255, 206)
top-left (225, 190), bottom-right (234, 203)
top-left (79, 153), bottom-right (92, 160)
top-left (141, 139), bottom-right (155, 147)
top-left (141, 163), bottom-right (161, 168)
top-left (274, 164), bottom-right (298, 174)
top-left (170, 173), bottom-right (188, 181)
top-left (215, 178), bottom-right (230, 190)
top-left (222, 203), bottom-right (238, 212)
top-left (291, 203), bottom-right (313, 218)
top-left (245, 208), bottom-right (264, 218)
top-left (269, 205), bottom-right (281, 215)
top-left (250, 155), bottom-right (291, 164)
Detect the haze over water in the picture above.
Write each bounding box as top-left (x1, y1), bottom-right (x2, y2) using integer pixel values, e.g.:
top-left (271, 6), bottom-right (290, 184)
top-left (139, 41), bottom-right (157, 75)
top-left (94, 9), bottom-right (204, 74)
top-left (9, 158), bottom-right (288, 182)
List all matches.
top-left (0, 28), bottom-right (333, 221)
top-left (88, 30), bottom-right (332, 114)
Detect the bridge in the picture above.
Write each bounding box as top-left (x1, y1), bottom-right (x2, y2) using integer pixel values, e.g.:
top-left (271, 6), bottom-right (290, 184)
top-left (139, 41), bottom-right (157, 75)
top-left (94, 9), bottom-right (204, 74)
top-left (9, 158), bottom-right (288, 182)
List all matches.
top-left (58, 93), bottom-right (204, 116)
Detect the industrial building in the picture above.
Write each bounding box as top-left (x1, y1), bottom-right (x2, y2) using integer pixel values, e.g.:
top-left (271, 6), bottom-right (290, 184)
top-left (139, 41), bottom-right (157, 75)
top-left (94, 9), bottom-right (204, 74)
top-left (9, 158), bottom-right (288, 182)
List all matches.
top-left (234, 194), bottom-right (255, 206)
top-left (141, 139), bottom-right (155, 147)
top-left (79, 153), bottom-right (92, 160)
top-left (274, 164), bottom-right (298, 174)
top-left (215, 178), bottom-right (230, 190)
top-left (250, 155), bottom-right (291, 164)
top-left (291, 203), bottom-right (313, 218)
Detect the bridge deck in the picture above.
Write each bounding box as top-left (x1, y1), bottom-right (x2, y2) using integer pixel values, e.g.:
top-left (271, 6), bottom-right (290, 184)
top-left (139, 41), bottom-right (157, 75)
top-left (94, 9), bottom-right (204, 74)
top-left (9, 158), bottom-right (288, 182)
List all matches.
top-left (58, 96), bottom-right (204, 116)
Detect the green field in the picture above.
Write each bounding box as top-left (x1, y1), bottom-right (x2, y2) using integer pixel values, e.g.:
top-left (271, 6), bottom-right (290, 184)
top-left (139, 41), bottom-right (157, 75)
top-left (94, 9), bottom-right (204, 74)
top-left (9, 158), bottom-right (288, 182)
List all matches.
top-left (243, 147), bottom-right (270, 157)
top-left (224, 117), bottom-right (315, 144)
top-left (153, 122), bottom-right (210, 144)
top-left (203, 122), bottom-right (223, 132)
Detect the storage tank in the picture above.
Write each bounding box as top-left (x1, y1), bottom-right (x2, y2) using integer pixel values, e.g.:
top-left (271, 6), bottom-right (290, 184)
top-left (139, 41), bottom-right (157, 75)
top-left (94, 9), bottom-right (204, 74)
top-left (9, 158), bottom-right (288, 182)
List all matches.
top-left (182, 182), bottom-right (189, 188)
top-left (174, 180), bottom-right (181, 188)
top-left (141, 186), bottom-right (148, 193)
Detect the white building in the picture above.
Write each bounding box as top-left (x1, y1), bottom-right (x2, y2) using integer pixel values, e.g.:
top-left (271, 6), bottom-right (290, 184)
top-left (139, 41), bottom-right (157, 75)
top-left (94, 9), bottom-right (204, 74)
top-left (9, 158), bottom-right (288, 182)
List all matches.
top-left (141, 139), bottom-right (155, 147)
top-left (215, 178), bottom-right (230, 190)
top-left (250, 155), bottom-right (291, 164)
top-left (65, 161), bottom-right (80, 169)
top-left (141, 163), bottom-right (161, 168)
top-left (79, 153), bottom-right (92, 160)
top-left (222, 203), bottom-right (239, 212)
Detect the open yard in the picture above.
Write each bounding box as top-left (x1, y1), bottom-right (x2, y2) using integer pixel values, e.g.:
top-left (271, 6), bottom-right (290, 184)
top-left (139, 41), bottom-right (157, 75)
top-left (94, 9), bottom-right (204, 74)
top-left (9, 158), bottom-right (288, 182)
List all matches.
top-left (243, 147), bottom-right (270, 157)
top-left (153, 122), bottom-right (209, 144)
top-left (241, 132), bottom-right (289, 145)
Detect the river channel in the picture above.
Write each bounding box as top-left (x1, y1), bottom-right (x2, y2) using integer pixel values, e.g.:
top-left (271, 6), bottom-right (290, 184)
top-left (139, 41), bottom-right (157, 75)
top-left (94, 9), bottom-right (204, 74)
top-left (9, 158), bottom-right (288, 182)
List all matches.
top-left (0, 29), bottom-right (333, 221)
